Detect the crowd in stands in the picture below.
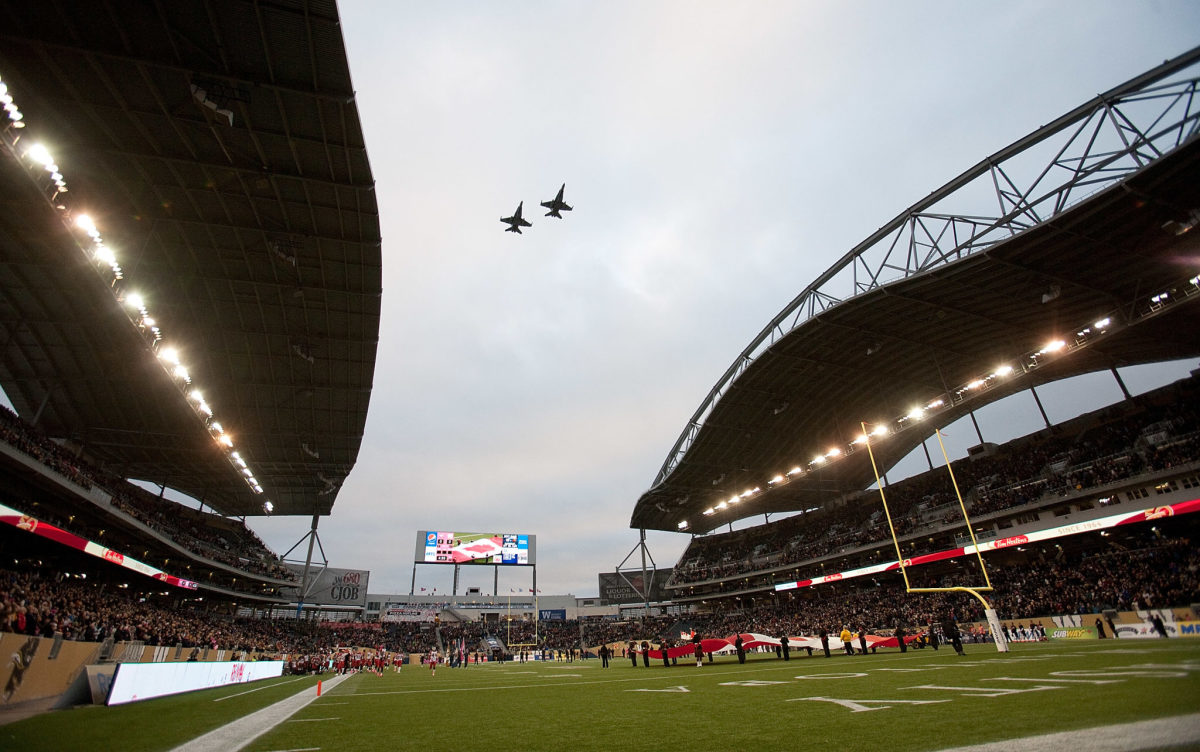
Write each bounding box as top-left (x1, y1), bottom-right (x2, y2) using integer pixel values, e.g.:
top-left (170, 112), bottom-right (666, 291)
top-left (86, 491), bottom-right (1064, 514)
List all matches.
top-left (13, 527), bottom-right (1192, 661)
top-left (0, 566), bottom-right (363, 654)
top-left (671, 381), bottom-right (1200, 588)
top-left (0, 405), bottom-right (293, 582)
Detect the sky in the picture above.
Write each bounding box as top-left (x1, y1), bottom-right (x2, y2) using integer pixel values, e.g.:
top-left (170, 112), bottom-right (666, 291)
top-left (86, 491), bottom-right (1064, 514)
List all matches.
top-left (11, 2), bottom-right (1198, 599)
top-left (239, 0), bottom-right (1200, 599)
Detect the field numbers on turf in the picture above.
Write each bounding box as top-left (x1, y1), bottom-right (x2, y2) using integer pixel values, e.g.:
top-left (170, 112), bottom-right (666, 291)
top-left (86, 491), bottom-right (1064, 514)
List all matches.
top-left (627, 686), bottom-right (690, 693)
top-left (902, 684), bottom-right (1064, 698)
top-left (787, 697), bottom-right (949, 713)
top-left (719, 680), bottom-right (789, 686)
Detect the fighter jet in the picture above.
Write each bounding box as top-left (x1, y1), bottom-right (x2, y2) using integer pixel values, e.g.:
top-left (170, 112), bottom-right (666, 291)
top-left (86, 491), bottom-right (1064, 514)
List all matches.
top-left (540, 184), bottom-right (573, 218)
top-left (500, 202), bottom-right (532, 234)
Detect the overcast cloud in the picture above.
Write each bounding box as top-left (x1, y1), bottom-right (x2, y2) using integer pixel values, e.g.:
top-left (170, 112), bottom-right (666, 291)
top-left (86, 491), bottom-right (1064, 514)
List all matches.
top-left (228, 2), bottom-right (1199, 597)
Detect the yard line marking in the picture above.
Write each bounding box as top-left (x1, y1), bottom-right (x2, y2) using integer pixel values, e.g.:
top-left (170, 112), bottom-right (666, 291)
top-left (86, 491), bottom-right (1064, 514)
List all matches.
top-left (934, 712), bottom-right (1200, 752)
top-left (260, 748), bottom-right (321, 752)
top-left (214, 677), bottom-right (305, 702)
top-left (286, 718), bottom-right (339, 722)
top-left (169, 673), bottom-right (352, 752)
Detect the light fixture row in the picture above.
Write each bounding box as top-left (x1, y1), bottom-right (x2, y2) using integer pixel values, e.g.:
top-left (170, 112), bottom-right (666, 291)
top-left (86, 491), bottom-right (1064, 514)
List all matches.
top-left (683, 289), bottom-right (1200, 531)
top-left (2, 72), bottom-right (271, 510)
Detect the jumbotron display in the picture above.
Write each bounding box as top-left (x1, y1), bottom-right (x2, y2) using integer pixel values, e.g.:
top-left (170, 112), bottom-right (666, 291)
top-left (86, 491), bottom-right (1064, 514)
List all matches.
top-left (414, 531), bottom-right (535, 565)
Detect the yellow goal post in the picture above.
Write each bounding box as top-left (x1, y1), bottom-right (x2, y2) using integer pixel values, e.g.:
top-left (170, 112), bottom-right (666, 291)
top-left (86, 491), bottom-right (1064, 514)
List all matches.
top-left (862, 423), bottom-right (1009, 652)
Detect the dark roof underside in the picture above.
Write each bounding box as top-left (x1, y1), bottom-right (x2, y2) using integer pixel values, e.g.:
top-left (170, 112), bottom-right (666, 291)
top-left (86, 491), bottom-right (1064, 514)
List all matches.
top-left (634, 135), bottom-right (1200, 533)
top-left (0, 0), bottom-right (382, 517)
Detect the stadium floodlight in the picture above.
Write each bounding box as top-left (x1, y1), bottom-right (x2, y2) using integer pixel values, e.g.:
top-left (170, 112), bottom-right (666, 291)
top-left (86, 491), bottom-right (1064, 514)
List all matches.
top-left (703, 507), bottom-right (715, 515)
top-left (219, 434), bottom-right (233, 447)
top-left (125, 292), bottom-right (144, 310)
top-left (677, 520), bottom-right (688, 530)
top-left (1094, 317), bottom-right (1111, 329)
top-left (871, 425), bottom-right (888, 436)
top-left (210, 421), bottom-right (223, 433)
top-left (263, 501), bottom-right (273, 513)
top-left (1039, 339), bottom-right (1066, 354)
top-left (73, 212), bottom-right (97, 234)
top-left (768, 474), bottom-right (784, 484)
top-left (826, 448), bottom-right (841, 458)
top-left (906, 407), bottom-right (925, 420)
top-left (1190, 275), bottom-right (1199, 286)
top-left (787, 466), bottom-right (803, 476)
top-left (994, 365), bottom-right (1014, 377)
top-left (26, 142), bottom-right (53, 167)
top-left (173, 365), bottom-right (190, 382)
top-left (811, 455), bottom-right (825, 465)
top-left (159, 346), bottom-right (180, 365)
top-left (715, 501), bottom-right (727, 510)
top-left (728, 495), bottom-right (740, 504)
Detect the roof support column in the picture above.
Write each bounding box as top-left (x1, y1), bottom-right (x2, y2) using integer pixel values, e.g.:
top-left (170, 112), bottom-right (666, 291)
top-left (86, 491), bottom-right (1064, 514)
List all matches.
top-left (922, 438), bottom-right (935, 471)
top-left (30, 387), bottom-right (53, 427)
top-left (969, 410), bottom-right (985, 445)
top-left (1028, 384), bottom-right (1051, 428)
top-left (1111, 366), bottom-right (1133, 400)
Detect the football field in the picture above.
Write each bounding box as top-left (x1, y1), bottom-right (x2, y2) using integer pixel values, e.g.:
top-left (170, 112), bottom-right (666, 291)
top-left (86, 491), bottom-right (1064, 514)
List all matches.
top-left (4, 639), bottom-right (1199, 752)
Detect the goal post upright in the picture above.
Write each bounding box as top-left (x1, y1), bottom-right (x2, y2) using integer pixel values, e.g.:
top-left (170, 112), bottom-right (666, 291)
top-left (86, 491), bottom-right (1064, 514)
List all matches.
top-left (862, 423), bottom-right (1009, 652)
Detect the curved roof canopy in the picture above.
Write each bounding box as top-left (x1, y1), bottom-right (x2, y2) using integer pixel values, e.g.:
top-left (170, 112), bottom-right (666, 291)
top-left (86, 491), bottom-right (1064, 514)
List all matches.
top-left (634, 47), bottom-right (1200, 534)
top-left (0, 1), bottom-right (381, 517)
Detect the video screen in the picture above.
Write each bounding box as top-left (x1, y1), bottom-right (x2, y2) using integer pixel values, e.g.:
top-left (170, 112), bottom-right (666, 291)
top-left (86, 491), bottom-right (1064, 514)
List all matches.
top-left (416, 531), bottom-right (532, 565)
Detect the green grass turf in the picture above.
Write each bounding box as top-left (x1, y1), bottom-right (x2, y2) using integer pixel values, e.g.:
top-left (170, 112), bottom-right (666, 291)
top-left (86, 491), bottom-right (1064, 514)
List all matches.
top-left (4, 640), bottom-right (1199, 752)
top-left (0, 673), bottom-right (322, 752)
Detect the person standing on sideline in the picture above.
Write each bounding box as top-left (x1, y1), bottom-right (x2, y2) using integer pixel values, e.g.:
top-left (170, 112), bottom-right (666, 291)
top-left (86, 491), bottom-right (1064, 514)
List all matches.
top-left (735, 634), bottom-right (746, 664)
top-left (857, 626), bottom-right (869, 656)
top-left (942, 615), bottom-right (965, 656)
top-left (661, 640), bottom-right (671, 668)
top-left (819, 628), bottom-right (831, 658)
top-left (640, 640), bottom-right (650, 667)
top-left (780, 632), bottom-right (790, 661)
top-left (840, 625), bottom-right (854, 656)
top-left (599, 644), bottom-right (610, 668)
top-left (428, 647), bottom-right (438, 677)
top-left (1151, 613), bottom-right (1170, 638)
top-left (895, 623), bottom-right (907, 653)
top-left (694, 638), bottom-right (704, 667)
top-left (629, 641), bottom-right (638, 667)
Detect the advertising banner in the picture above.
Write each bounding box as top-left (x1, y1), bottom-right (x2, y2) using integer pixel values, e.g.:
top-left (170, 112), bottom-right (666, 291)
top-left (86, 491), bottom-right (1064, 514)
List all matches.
top-left (0, 502), bottom-right (198, 590)
top-left (597, 569), bottom-right (673, 604)
top-left (283, 566), bottom-right (369, 607)
top-left (107, 660), bottom-right (284, 705)
top-left (381, 605), bottom-right (440, 623)
top-left (775, 498), bottom-right (1200, 592)
top-left (538, 609), bottom-right (566, 621)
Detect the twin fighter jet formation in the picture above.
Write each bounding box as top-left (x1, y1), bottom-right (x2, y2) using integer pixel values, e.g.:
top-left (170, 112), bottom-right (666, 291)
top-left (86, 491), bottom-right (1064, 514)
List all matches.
top-left (501, 184), bottom-right (572, 234)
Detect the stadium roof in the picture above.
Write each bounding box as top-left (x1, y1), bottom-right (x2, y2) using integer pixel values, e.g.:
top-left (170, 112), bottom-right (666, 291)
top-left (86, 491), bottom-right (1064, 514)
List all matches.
top-left (0, 1), bottom-right (381, 518)
top-left (633, 48), bottom-right (1200, 534)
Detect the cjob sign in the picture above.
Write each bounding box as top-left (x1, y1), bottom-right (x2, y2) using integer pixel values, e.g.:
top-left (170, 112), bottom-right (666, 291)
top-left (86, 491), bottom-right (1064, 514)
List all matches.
top-left (283, 566), bottom-right (370, 607)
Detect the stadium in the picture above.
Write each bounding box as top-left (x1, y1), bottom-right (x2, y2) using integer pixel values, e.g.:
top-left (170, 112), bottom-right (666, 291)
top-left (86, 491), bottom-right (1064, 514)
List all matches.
top-left (1, 3), bottom-right (1199, 751)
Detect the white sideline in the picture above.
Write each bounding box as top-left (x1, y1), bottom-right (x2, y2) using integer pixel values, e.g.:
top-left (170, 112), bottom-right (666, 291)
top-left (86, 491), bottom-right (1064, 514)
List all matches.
top-left (169, 674), bottom-right (351, 752)
top-left (933, 712), bottom-right (1200, 752)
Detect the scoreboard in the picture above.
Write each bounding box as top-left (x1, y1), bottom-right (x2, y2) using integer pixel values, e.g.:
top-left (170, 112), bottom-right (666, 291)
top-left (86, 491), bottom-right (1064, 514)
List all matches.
top-left (414, 531), bottom-right (535, 565)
